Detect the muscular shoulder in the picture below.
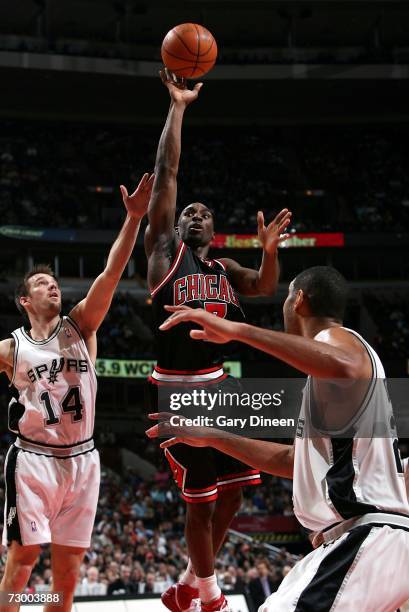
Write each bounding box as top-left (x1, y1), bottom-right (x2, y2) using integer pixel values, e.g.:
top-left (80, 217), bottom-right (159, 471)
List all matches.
top-left (314, 327), bottom-right (364, 349)
top-left (314, 327), bottom-right (372, 378)
top-left (218, 257), bottom-right (239, 272)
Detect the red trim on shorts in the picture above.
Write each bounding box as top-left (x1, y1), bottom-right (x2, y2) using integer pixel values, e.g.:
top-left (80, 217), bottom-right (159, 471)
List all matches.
top-left (218, 477), bottom-right (262, 492)
top-left (150, 241), bottom-right (186, 297)
top-left (181, 492), bottom-right (219, 504)
top-left (217, 469), bottom-right (260, 482)
top-left (154, 364), bottom-right (223, 375)
top-left (181, 476), bottom-right (261, 502)
top-left (147, 374), bottom-right (228, 387)
top-left (184, 484), bottom-right (219, 494)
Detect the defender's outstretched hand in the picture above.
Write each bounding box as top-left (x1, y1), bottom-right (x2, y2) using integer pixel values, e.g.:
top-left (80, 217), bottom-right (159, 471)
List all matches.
top-left (146, 412), bottom-right (221, 449)
top-left (160, 68), bottom-right (203, 106)
top-left (120, 172), bottom-right (155, 219)
top-left (257, 209), bottom-right (292, 255)
top-left (160, 305), bottom-right (237, 344)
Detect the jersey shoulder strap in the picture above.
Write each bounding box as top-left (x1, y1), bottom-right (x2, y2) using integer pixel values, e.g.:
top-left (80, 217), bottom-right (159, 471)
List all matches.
top-left (151, 240), bottom-right (187, 298)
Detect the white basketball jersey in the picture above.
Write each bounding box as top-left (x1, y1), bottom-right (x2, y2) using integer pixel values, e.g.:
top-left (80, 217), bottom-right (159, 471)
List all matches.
top-left (10, 316), bottom-right (97, 449)
top-left (293, 327), bottom-right (409, 532)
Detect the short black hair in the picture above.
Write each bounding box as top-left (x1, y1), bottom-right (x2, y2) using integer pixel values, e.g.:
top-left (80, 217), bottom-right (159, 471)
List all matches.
top-left (293, 266), bottom-right (348, 321)
top-left (15, 264), bottom-right (57, 316)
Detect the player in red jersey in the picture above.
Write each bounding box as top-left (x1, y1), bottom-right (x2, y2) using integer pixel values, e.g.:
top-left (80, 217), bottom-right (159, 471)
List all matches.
top-left (139, 69), bottom-right (291, 612)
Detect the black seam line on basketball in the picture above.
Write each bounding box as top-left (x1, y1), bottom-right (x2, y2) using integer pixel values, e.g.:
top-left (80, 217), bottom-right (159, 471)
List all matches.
top-left (17, 434), bottom-right (94, 448)
top-left (197, 36), bottom-right (215, 57)
top-left (173, 29), bottom-right (197, 57)
top-left (162, 46), bottom-right (215, 64)
top-left (162, 46), bottom-right (200, 64)
top-left (188, 58), bottom-right (216, 64)
top-left (173, 67), bottom-right (206, 77)
top-left (193, 23), bottom-right (200, 78)
top-left (172, 67), bottom-right (205, 79)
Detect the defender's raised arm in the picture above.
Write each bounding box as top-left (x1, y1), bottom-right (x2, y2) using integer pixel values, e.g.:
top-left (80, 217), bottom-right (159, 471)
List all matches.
top-left (69, 173), bottom-right (153, 362)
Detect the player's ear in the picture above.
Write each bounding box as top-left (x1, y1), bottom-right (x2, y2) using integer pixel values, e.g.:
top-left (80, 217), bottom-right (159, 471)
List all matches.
top-left (293, 290), bottom-right (304, 313)
top-left (175, 226), bottom-right (179, 235)
top-left (19, 295), bottom-right (30, 311)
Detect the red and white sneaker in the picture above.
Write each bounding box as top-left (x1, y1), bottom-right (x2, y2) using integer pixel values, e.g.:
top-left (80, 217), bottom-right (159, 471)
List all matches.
top-left (161, 582), bottom-right (200, 612)
top-left (201, 593), bottom-right (231, 612)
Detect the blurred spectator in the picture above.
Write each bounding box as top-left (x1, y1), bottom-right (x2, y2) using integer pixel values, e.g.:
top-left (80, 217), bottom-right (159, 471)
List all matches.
top-left (107, 565), bottom-right (139, 596)
top-left (78, 567), bottom-right (107, 596)
top-left (248, 561), bottom-right (281, 611)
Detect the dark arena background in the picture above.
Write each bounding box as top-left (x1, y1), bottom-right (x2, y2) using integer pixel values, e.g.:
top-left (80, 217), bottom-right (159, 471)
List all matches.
top-left (0, 1), bottom-right (409, 610)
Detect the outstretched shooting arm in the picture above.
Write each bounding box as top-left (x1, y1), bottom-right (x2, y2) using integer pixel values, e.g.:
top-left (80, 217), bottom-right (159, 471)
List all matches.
top-left (145, 70), bottom-right (203, 290)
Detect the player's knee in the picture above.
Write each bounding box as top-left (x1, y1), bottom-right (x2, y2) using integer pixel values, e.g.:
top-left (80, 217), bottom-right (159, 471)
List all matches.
top-left (186, 501), bottom-right (216, 527)
top-left (218, 488), bottom-right (243, 514)
top-left (3, 560), bottom-right (36, 589)
top-left (53, 566), bottom-right (80, 592)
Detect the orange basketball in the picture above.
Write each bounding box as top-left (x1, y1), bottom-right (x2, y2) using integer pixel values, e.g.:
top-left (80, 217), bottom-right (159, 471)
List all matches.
top-left (161, 23), bottom-right (217, 79)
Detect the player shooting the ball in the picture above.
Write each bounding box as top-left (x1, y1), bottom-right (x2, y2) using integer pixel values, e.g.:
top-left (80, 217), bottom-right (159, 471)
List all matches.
top-left (138, 67), bottom-right (291, 612)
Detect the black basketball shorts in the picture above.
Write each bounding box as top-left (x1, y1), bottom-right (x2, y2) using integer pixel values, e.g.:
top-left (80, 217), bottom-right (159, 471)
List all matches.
top-left (146, 375), bottom-right (261, 503)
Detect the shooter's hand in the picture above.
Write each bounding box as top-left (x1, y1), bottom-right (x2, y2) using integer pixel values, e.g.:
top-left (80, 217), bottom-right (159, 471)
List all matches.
top-left (160, 305), bottom-right (236, 344)
top-left (160, 68), bottom-right (203, 107)
top-left (120, 172), bottom-right (155, 219)
top-left (257, 209), bottom-right (292, 255)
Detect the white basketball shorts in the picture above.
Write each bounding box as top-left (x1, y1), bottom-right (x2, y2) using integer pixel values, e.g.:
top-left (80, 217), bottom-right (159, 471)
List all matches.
top-left (259, 524), bottom-right (409, 612)
top-left (2, 444), bottom-right (100, 548)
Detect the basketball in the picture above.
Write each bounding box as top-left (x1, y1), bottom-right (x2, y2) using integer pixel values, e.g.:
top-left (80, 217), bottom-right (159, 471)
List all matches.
top-left (161, 23), bottom-right (217, 79)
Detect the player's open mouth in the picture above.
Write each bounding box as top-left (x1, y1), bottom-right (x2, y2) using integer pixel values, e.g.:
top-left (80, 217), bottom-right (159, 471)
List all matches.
top-left (189, 224), bottom-right (203, 233)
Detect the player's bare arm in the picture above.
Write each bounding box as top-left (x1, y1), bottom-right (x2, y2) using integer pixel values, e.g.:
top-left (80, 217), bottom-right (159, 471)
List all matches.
top-left (160, 306), bottom-right (370, 379)
top-left (220, 208), bottom-right (291, 296)
top-left (144, 69), bottom-right (203, 289)
top-left (147, 415), bottom-right (294, 479)
top-left (69, 173), bottom-right (154, 362)
top-left (0, 338), bottom-right (14, 381)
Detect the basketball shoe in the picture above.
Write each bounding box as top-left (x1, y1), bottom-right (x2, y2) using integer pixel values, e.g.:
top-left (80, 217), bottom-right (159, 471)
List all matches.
top-left (161, 582), bottom-right (200, 612)
top-left (201, 593), bottom-right (231, 611)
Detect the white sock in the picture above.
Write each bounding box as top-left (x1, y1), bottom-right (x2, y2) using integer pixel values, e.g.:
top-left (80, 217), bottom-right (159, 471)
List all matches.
top-left (196, 574), bottom-right (221, 604)
top-left (180, 560), bottom-right (197, 588)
